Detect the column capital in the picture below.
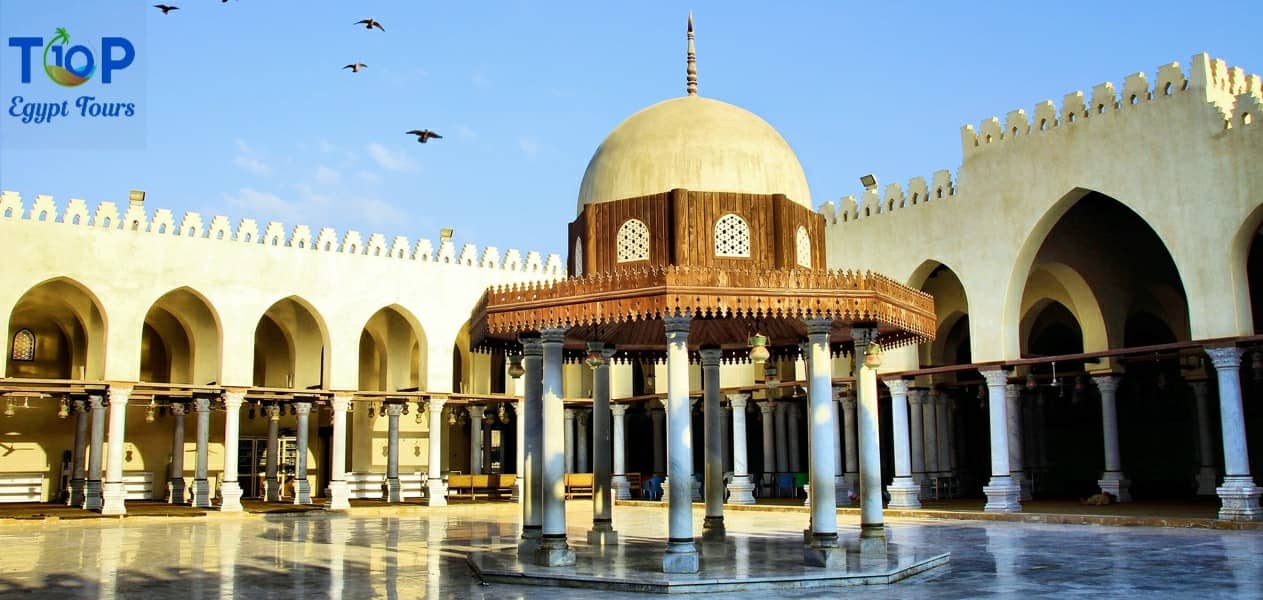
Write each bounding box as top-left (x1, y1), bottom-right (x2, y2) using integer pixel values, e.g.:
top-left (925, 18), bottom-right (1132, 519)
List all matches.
top-left (265, 404), bottom-right (281, 420)
top-left (663, 314), bottom-right (692, 335)
top-left (468, 404), bottom-right (486, 418)
top-left (519, 333), bottom-right (544, 357)
top-left (841, 389), bottom-right (857, 410)
top-left (330, 394), bottom-right (352, 412)
top-left (1004, 383), bottom-right (1021, 401)
top-left (1205, 346), bottom-right (1243, 370)
top-left (87, 392), bottom-right (106, 409)
top-left (577, 410), bottom-right (590, 426)
top-left (428, 396), bottom-right (448, 411)
top-left (802, 317), bottom-right (834, 337)
top-left (726, 393), bottom-right (750, 409)
top-left (907, 388), bottom-right (927, 405)
top-left (168, 401), bottom-right (186, 416)
top-left (610, 403), bottom-right (628, 417)
top-left (756, 400), bottom-right (774, 414)
top-left (1092, 374), bottom-right (1121, 395)
top-left (193, 396), bottom-right (212, 412)
top-left (698, 346), bottom-right (722, 367)
top-left (107, 385), bottom-right (130, 405)
top-left (222, 390), bottom-right (245, 409)
top-left (385, 401), bottom-right (405, 417)
top-left (850, 326), bottom-right (876, 345)
top-left (882, 378), bottom-right (910, 396)
top-left (980, 368), bottom-right (1010, 388)
top-left (293, 400), bottom-right (313, 416)
top-left (540, 327), bottom-right (567, 345)
top-left (564, 407), bottom-right (576, 419)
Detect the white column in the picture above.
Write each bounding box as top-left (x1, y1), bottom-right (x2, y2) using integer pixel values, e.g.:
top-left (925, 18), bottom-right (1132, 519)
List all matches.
top-left (700, 347), bottom-right (725, 541)
top-left (758, 400), bottom-right (776, 494)
top-left (981, 369), bottom-right (1021, 512)
top-left (293, 400), bottom-right (313, 504)
top-left (100, 385), bottom-right (131, 516)
top-left (577, 410), bottom-right (590, 473)
top-left (907, 389), bottom-right (929, 497)
top-left (426, 397), bottom-right (448, 506)
top-left (852, 330), bottom-right (885, 554)
top-left (535, 328), bottom-right (575, 566)
top-left (1206, 347), bottom-right (1262, 521)
top-left (384, 400), bottom-right (403, 503)
top-left (219, 390), bottom-right (245, 512)
top-left (830, 388), bottom-right (848, 506)
top-left (588, 344), bottom-right (617, 545)
top-left (1093, 375), bottom-right (1131, 502)
top-left (885, 379), bottom-right (920, 508)
top-left (265, 405), bottom-right (281, 502)
top-left (191, 396), bottom-right (212, 508)
top-left (166, 401), bottom-right (185, 505)
top-left (611, 404), bottom-right (631, 499)
top-left (518, 335), bottom-right (543, 552)
top-left (788, 402), bottom-right (803, 473)
top-left (1191, 381), bottom-right (1218, 495)
top-left (83, 393), bottom-right (105, 510)
top-left (842, 390), bottom-right (859, 501)
top-left (514, 397), bottom-right (525, 503)
top-left (469, 405), bottom-right (486, 476)
top-left (563, 408), bottom-right (576, 474)
top-left (804, 319), bottom-right (842, 566)
top-left (325, 394), bottom-right (351, 509)
top-left (1006, 384), bottom-right (1032, 501)
top-left (662, 315), bottom-right (699, 573)
top-left (774, 401), bottom-right (790, 475)
top-left (652, 406), bottom-right (666, 475)
top-left (923, 391), bottom-right (940, 477)
top-left (726, 393), bottom-right (755, 504)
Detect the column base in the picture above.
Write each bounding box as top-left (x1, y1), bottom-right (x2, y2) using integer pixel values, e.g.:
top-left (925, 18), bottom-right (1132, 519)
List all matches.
top-left (661, 540), bottom-right (699, 574)
top-left (168, 478), bottom-right (186, 505)
top-left (914, 473), bottom-right (931, 498)
top-left (803, 533), bottom-right (844, 568)
top-left (725, 475), bottom-right (756, 505)
top-left (220, 481), bottom-right (244, 512)
top-left (511, 477), bottom-right (523, 503)
top-left (1196, 466), bottom-right (1218, 496)
top-left (1097, 473), bottom-right (1132, 503)
top-left (518, 526), bottom-right (542, 559)
top-left (69, 478), bottom-right (85, 507)
top-left (802, 482), bottom-right (811, 507)
top-left (383, 478), bottom-right (402, 503)
top-left (858, 524), bottom-right (887, 556)
top-left (887, 476), bottom-right (922, 509)
top-left (612, 475), bottom-right (632, 500)
top-left (701, 516), bottom-right (725, 542)
top-left (265, 479), bottom-right (281, 503)
top-left (325, 480), bottom-right (350, 510)
top-left (534, 536), bottom-right (576, 567)
top-left (1014, 471), bottom-right (1034, 502)
top-left (83, 480), bottom-right (102, 511)
top-left (192, 478), bottom-right (212, 508)
top-left (983, 477), bottom-right (1022, 513)
top-left (426, 479), bottom-right (447, 507)
top-left (1216, 476), bottom-right (1262, 521)
top-left (100, 482), bottom-right (127, 516)
top-left (293, 478), bottom-right (312, 505)
top-left (586, 520), bottom-right (619, 546)
top-left (833, 476), bottom-right (850, 507)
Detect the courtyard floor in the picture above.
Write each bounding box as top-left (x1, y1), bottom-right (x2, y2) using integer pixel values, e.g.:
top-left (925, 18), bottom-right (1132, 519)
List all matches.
top-left (0, 501), bottom-right (1259, 599)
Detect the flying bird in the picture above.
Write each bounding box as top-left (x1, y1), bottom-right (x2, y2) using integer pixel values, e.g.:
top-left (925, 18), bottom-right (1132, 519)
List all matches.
top-left (343, 63), bottom-right (367, 73)
top-left (355, 18), bottom-right (385, 31)
top-left (153, 4), bottom-right (179, 13)
top-left (406, 130), bottom-right (443, 144)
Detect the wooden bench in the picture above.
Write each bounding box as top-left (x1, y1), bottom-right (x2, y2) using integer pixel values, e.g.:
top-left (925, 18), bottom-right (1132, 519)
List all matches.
top-left (0, 472), bottom-right (44, 503)
top-left (565, 473), bottom-right (593, 499)
top-left (446, 473), bottom-right (517, 500)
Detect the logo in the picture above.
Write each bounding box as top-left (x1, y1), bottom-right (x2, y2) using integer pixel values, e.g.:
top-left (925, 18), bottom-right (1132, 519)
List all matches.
top-left (8, 28), bottom-right (134, 87)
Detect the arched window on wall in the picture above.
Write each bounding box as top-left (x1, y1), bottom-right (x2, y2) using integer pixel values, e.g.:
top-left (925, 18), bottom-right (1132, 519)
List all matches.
top-left (574, 237), bottom-right (584, 277)
top-left (714, 213), bottom-right (751, 258)
top-left (795, 226), bottom-right (811, 268)
top-left (617, 219), bottom-right (650, 263)
top-left (10, 329), bottom-right (35, 361)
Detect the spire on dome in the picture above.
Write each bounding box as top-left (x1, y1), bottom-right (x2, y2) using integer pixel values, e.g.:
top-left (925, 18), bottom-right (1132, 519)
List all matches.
top-left (686, 12), bottom-right (698, 96)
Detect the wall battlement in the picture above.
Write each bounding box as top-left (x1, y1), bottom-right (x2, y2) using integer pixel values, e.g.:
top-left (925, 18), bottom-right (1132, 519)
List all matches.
top-left (817, 169), bottom-right (958, 225)
top-left (0, 191), bottom-right (565, 276)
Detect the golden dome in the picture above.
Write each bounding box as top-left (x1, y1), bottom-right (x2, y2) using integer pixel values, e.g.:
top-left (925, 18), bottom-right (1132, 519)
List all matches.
top-left (576, 96), bottom-right (812, 214)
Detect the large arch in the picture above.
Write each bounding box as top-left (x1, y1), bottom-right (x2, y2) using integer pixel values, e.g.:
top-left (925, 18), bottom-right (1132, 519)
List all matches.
top-left (907, 260), bottom-right (971, 370)
top-left (252, 296), bottom-right (330, 389)
top-left (358, 304), bottom-right (428, 392)
top-left (1018, 262), bottom-right (1109, 356)
top-left (139, 287), bottom-right (223, 384)
top-left (1232, 202), bottom-right (1263, 334)
top-left (5, 277), bottom-right (108, 380)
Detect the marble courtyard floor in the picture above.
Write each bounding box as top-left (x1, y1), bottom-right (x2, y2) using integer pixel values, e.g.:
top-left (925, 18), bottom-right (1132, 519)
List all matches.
top-left (0, 502), bottom-right (1259, 599)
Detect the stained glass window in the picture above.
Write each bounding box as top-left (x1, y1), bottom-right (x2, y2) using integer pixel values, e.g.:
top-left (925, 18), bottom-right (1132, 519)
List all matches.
top-left (11, 329), bottom-right (35, 362)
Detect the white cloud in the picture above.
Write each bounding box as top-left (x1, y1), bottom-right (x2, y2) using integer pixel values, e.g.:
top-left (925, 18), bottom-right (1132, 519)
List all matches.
top-left (518, 137), bottom-right (541, 157)
top-left (367, 142), bottom-right (415, 171)
top-left (456, 124), bottom-right (478, 140)
top-left (222, 188), bottom-right (298, 222)
top-left (232, 139), bottom-right (272, 176)
top-left (356, 197), bottom-right (408, 228)
top-left (313, 166), bottom-right (341, 186)
top-left (354, 170), bottom-right (382, 184)
top-left (318, 139), bottom-right (337, 154)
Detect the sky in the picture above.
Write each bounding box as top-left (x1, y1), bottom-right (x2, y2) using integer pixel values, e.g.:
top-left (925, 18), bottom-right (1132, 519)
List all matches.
top-left (1, 1), bottom-right (1260, 257)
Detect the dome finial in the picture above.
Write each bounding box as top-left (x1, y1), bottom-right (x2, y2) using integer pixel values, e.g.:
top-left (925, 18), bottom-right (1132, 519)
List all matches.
top-left (686, 11), bottom-right (698, 96)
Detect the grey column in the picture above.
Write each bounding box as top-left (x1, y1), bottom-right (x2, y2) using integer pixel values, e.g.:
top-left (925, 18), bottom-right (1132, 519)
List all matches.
top-left (1006, 384), bottom-right (1032, 501)
top-left (852, 329), bottom-right (885, 553)
top-left (1191, 381), bottom-right (1218, 495)
top-left (519, 334), bottom-right (543, 552)
top-left (1093, 375), bottom-right (1131, 502)
top-left (885, 379), bottom-right (920, 508)
top-left (804, 318), bottom-right (842, 566)
top-left (726, 393), bottom-right (755, 504)
top-left (563, 408), bottom-right (576, 474)
top-left (535, 327), bottom-right (575, 566)
top-left (69, 398), bottom-right (89, 507)
top-left (787, 402), bottom-right (803, 473)
top-left (774, 401), bottom-right (790, 474)
top-left (168, 401), bottom-right (186, 504)
top-left (700, 346), bottom-right (725, 541)
top-left (721, 405), bottom-right (733, 474)
top-left (923, 391), bottom-right (940, 477)
top-left (469, 405), bottom-right (485, 475)
top-left (661, 315), bottom-right (698, 573)
top-left (936, 393), bottom-right (951, 478)
top-left (842, 390), bottom-right (859, 500)
top-left (652, 407), bottom-right (666, 475)
top-left (588, 343), bottom-right (617, 545)
top-left (384, 401), bottom-right (403, 502)
top-left (265, 404), bottom-right (281, 502)
top-left (831, 389), bottom-right (848, 506)
top-left (577, 410), bottom-right (590, 473)
top-left (82, 394), bottom-right (105, 511)
top-left (293, 400), bottom-right (312, 505)
top-left (192, 395), bottom-right (212, 508)
top-left (611, 404), bottom-right (631, 499)
top-left (758, 401), bottom-right (776, 493)
top-left (981, 369), bottom-right (1021, 512)
top-left (908, 389), bottom-right (928, 496)
top-left (1206, 347), bottom-right (1262, 521)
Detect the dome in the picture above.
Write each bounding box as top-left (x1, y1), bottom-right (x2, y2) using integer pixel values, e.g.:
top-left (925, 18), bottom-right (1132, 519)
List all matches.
top-left (577, 96), bottom-right (812, 213)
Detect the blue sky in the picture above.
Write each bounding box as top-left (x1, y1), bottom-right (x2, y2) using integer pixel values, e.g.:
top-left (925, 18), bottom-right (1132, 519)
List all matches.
top-left (1, 1), bottom-right (1260, 256)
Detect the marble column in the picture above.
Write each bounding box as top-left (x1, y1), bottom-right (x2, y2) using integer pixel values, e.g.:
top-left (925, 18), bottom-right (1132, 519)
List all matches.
top-left (758, 400), bottom-right (776, 494)
top-left (469, 405), bottom-right (486, 475)
top-left (167, 401), bottom-right (186, 504)
top-left (191, 396), bottom-right (212, 508)
top-left (519, 334), bottom-right (543, 550)
top-left (831, 389), bottom-right (848, 507)
top-left (514, 397), bottom-right (526, 503)
top-left (774, 401), bottom-right (790, 475)
top-left (788, 402), bottom-right (803, 473)
top-left (936, 392), bottom-right (952, 479)
top-left (293, 400), bottom-right (312, 505)
top-left (726, 393), bottom-right (755, 504)
top-left (588, 344), bottom-right (617, 545)
top-left (721, 405), bottom-right (733, 474)
top-left (908, 389), bottom-right (929, 497)
top-left (82, 393), bottom-right (105, 511)
top-left (611, 404), bottom-right (631, 500)
top-left (1006, 384), bottom-right (1032, 501)
top-left (853, 330), bottom-right (885, 554)
top-left (652, 406), bottom-right (666, 476)
top-left (980, 369), bottom-right (1021, 512)
top-left (1190, 381), bottom-right (1218, 495)
top-left (700, 347), bottom-right (725, 542)
top-left (1093, 375), bottom-right (1131, 502)
top-left (68, 398), bottom-right (88, 507)
top-left (842, 390), bottom-right (859, 501)
top-left (426, 397), bottom-right (448, 506)
top-left (100, 385), bottom-right (130, 515)
top-left (265, 404), bottom-right (281, 502)
top-left (1206, 347), bottom-right (1262, 520)
top-left (535, 327), bottom-right (575, 566)
top-left (219, 390), bottom-right (245, 512)
top-left (661, 315), bottom-right (698, 573)
top-left (885, 379), bottom-right (920, 508)
top-left (923, 391), bottom-right (940, 478)
top-left (563, 408), bottom-right (576, 474)
top-left (383, 400), bottom-right (403, 502)
top-left (804, 319), bottom-right (842, 566)
top-left (577, 410), bottom-right (590, 473)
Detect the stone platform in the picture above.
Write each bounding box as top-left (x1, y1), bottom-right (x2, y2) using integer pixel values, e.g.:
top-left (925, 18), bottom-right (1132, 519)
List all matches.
top-left (467, 536), bottom-right (948, 594)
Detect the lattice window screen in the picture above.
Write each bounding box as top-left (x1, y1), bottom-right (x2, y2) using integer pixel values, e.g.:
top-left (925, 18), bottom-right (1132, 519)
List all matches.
top-left (714, 213), bottom-right (751, 258)
top-left (795, 226), bottom-right (811, 268)
top-left (11, 329), bottom-right (35, 361)
top-left (616, 219), bottom-right (650, 263)
top-left (574, 237), bottom-right (584, 276)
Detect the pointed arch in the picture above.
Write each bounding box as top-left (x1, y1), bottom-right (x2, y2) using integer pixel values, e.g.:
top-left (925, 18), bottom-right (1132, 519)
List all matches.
top-left (141, 286), bottom-right (223, 384)
top-left (252, 296), bottom-right (331, 388)
top-left (6, 277), bottom-right (108, 379)
top-left (359, 304), bottom-right (429, 392)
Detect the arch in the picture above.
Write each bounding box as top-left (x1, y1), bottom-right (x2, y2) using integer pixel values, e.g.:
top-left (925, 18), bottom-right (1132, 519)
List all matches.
top-left (1018, 262), bottom-right (1110, 356)
top-left (358, 304), bottom-right (429, 392)
top-left (714, 213), bottom-right (751, 258)
top-left (6, 277), bottom-right (108, 380)
top-left (251, 296), bottom-right (331, 389)
top-left (795, 226), bottom-right (811, 268)
top-left (908, 260), bottom-right (971, 369)
top-left (140, 287), bottom-right (223, 385)
top-left (616, 219), bottom-right (649, 263)
top-left (1232, 202), bottom-right (1263, 334)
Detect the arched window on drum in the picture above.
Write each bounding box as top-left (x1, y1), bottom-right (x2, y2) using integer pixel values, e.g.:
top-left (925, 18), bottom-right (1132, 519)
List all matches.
top-left (617, 219), bottom-right (650, 263)
top-left (714, 213), bottom-right (751, 258)
top-left (795, 226), bottom-right (811, 268)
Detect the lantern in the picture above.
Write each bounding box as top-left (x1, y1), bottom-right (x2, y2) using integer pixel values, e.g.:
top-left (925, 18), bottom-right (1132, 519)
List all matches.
top-left (748, 334), bottom-right (770, 364)
top-left (508, 354), bottom-right (525, 379)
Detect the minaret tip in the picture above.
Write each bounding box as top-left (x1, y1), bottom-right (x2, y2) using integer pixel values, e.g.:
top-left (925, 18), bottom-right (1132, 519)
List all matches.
top-left (686, 12), bottom-right (698, 96)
